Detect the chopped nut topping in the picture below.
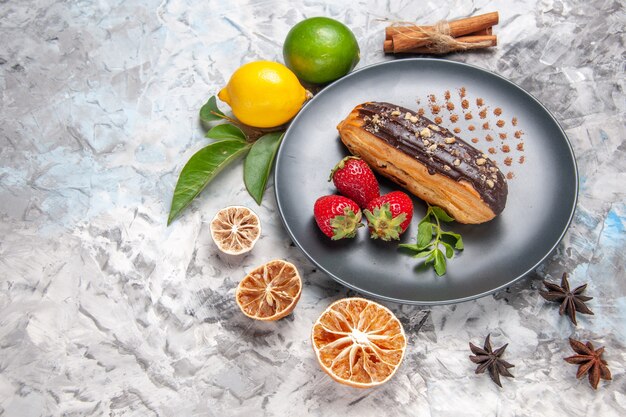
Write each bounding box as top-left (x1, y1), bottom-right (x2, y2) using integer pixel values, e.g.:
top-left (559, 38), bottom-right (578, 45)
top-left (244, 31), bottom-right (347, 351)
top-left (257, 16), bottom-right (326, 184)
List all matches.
top-left (453, 159), bottom-right (461, 166)
top-left (476, 158), bottom-right (486, 166)
top-left (404, 112), bottom-right (412, 120)
top-left (422, 139), bottom-right (430, 146)
top-left (428, 124), bottom-right (441, 131)
top-left (372, 114), bottom-right (380, 123)
top-left (443, 165), bottom-right (451, 171)
top-left (482, 153), bottom-right (488, 158)
top-left (409, 116), bottom-right (418, 123)
top-left (391, 110), bottom-right (401, 116)
top-left (445, 137), bottom-right (456, 144)
top-left (420, 128), bottom-right (432, 138)
top-left (489, 167), bottom-right (497, 172)
top-left (428, 143), bottom-right (438, 152)
top-left (486, 179), bottom-right (495, 188)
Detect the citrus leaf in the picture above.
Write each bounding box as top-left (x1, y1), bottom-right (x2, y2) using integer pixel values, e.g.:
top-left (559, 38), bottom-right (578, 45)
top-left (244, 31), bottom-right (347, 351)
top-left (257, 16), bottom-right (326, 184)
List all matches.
top-left (431, 206), bottom-right (454, 222)
top-left (244, 132), bottom-right (284, 205)
top-left (168, 140), bottom-right (251, 225)
top-left (199, 96), bottom-right (226, 123)
top-left (205, 124), bottom-right (247, 142)
top-left (433, 249), bottom-right (447, 276)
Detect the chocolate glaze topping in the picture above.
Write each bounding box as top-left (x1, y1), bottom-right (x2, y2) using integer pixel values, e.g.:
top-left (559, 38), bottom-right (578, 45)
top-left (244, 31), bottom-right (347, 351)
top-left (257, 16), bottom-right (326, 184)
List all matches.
top-left (358, 102), bottom-right (507, 215)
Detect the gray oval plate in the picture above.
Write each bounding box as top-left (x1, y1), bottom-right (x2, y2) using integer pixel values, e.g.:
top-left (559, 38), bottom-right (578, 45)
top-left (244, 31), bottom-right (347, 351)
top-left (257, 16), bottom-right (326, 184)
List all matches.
top-left (274, 58), bottom-right (578, 305)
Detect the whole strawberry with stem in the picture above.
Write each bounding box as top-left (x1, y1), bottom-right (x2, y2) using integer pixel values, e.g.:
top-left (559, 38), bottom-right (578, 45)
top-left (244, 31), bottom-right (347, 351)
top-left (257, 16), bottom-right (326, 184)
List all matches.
top-left (329, 156), bottom-right (380, 208)
top-left (364, 191), bottom-right (414, 241)
top-left (314, 195), bottom-right (363, 240)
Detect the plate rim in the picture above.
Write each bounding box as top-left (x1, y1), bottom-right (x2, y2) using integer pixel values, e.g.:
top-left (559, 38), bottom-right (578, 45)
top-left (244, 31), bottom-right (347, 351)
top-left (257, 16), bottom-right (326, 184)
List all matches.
top-left (274, 57), bottom-right (579, 305)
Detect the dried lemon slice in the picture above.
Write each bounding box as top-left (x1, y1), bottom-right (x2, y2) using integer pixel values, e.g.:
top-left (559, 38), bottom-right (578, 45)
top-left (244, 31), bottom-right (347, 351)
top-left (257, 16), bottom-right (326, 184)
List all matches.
top-left (312, 297), bottom-right (407, 388)
top-left (236, 260), bottom-right (302, 321)
top-left (210, 206), bottom-right (261, 255)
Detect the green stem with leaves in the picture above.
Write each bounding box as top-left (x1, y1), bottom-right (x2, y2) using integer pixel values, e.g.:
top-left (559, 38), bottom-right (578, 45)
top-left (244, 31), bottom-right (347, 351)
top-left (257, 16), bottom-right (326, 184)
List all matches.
top-left (398, 204), bottom-right (464, 276)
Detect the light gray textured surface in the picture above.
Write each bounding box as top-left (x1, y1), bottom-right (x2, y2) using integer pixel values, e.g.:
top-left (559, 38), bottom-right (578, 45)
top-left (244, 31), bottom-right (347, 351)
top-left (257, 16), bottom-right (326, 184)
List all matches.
top-left (0, 0), bottom-right (624, 416)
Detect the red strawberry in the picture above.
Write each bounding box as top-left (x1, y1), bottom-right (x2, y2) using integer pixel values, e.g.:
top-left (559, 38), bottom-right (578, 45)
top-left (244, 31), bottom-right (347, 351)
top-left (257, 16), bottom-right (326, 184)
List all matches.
top-left (364, 191), bottom-right (414, 241)
top-left (329, 156), bottom-right (380, 208)
top-left (314, 195), bottom-right (363, 240)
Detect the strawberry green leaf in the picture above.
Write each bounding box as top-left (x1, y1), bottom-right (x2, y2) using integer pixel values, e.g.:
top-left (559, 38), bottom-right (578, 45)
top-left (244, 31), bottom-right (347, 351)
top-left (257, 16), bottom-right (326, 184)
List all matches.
top-left (205, 124), bottom-right (247, 142)
top-left (199, 96), bottom-right (226, 123)
top-left (243, 132), bottom-right (284, 204)
top-left (329, 206), bottom-right (363, 240)
top-left (329, 156), bottom-right (361, 181)
top-left (168, 139), bottom-right (251, 225)
top-left (364, 203), bottom-right (406, 241)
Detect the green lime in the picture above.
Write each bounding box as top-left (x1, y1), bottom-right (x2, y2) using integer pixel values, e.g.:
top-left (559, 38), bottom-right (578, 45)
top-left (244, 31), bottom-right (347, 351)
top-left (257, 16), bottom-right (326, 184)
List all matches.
top-left (283, 17), bottom-right (360, 85)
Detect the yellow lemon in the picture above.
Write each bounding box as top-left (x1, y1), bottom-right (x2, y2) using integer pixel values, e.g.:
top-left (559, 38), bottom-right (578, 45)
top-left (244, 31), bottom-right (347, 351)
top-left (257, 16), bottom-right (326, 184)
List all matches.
top-left (218, 61), bottom-right (309, 128)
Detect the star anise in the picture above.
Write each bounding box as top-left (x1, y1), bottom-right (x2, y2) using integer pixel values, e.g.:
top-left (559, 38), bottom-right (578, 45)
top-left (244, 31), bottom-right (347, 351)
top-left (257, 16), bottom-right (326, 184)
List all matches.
top-left (564, 338), bottom-right (611, 389)
top-left (469, 334), bottom-right (515, 387)
top-left (539, 272), bottom-right (593, 325)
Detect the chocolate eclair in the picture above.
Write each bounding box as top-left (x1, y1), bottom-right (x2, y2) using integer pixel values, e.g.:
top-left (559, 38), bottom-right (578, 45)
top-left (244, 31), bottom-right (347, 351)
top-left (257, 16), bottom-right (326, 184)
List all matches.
top-left (337, 102), bottom-right (507, 224)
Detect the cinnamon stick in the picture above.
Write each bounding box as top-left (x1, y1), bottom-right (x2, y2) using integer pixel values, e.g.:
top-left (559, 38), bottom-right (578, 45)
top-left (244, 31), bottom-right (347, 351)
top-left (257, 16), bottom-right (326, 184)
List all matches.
top-left (384, 12), bottom-right (498, 40)
top-left (384, 35), bottom-right (497, 54)
top-left (469, 27), bottom-right (492, 36)
top-left (384, 32), bottom-right (496, 53)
